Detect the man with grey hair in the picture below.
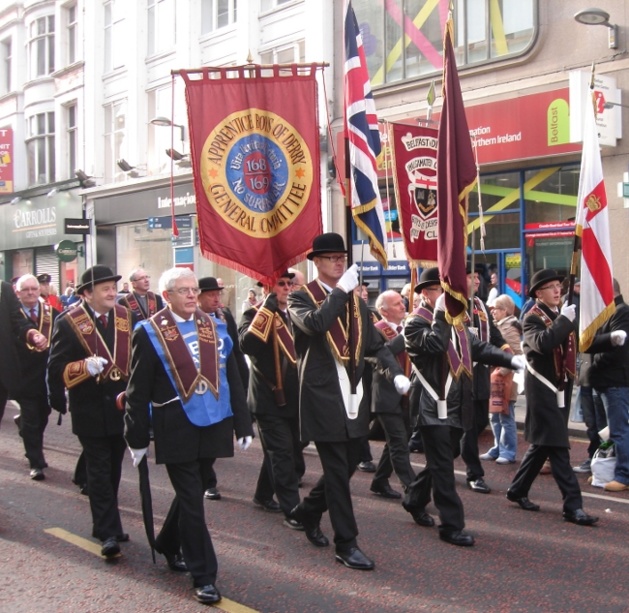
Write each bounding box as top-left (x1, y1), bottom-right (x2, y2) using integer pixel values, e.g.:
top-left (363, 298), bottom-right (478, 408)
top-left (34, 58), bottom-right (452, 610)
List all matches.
top-left (118, 266), bottom-right (163, 320)
top-left (124, 267), bottom-right (253, 605)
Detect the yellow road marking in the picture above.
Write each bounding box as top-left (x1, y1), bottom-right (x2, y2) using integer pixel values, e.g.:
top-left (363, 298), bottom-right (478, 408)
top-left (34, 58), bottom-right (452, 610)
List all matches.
top-left (44, 527), bottom-right (260, 611)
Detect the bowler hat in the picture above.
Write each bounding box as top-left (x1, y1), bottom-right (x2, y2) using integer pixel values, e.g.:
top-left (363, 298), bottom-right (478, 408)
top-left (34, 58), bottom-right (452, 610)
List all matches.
top-left (77, 266), bottom-right (122, 294)
top-left (256, 270), bottom-right (295, 287)
top-left (528, 269), bottom-right (564, 298)
top-left (414, 267), bottom-right (441, 293)
top-left (198, 277), bottom-right (224, 293)
top-left (37, 273), bottom-right (52, 283)
top-left (307, 232), bottom-right (347, 260)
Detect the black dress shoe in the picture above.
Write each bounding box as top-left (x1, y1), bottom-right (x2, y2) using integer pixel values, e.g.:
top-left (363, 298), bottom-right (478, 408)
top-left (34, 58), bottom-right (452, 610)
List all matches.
top-left (506, 490), bottom-right (540, 511)
top-left (116, 533), bottom-right (129, 542)
top-left (204, 487), bottom-right (221, 500)
top-left (563, 508), bottom-right (599, 526)
top-left (283, 517), bottom-right (305, 531)
top-left (101, 537), bottom-right (121, 557)
top-left (30, 468), bottom-right (45, 481)
top-left (290, 505), bottom-right (329, 547)
top-left (165, 552), bottom-right (188, 572)
top-left (467, 478), bottom-right (491, 494)
top-left (253, 497), bottom-right (282, 512)
top-left (411, 509), bottom-right (435, 527)
top-left (335, 547), bottom-right (375, 570)
top-left (357, 461), bottom-right (376, 472)
top-left (370, 483), bottom-right (402, 499)
top-left (439, 530), bottom-right (475, 547)
top-left (194, 583), bottom-right (221, 605)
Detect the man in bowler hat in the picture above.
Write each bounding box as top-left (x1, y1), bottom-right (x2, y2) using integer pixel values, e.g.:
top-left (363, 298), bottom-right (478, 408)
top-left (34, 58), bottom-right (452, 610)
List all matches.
top-left (288, 232), bottom-right (410, 570)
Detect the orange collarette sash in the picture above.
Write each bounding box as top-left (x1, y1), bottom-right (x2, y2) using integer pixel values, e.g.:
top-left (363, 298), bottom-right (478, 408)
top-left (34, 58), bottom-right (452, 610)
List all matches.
top-left (121, 291), bottom-right (159, 319)
top-left (303, 280), bottom-right (362, 364)
top-left (375, 319), bottom-right (410, 377)
top-left (149, 307), bottom-right (219, 402)
top-left (528, 303), bottom-right (576, 384)
top-left (65, 303), bottom-right (132, 381)
top-left (247, 305), bottom-right (297, 364)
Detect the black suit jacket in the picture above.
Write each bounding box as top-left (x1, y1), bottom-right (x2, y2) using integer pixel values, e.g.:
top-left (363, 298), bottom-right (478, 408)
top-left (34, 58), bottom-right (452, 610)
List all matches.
top-left (371, 332), bottom-right (406, 415)
top-left (124, 321), bottom-right (253, 465)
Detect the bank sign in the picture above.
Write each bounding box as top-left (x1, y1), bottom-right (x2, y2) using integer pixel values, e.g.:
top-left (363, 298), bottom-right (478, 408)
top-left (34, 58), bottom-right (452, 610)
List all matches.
top-left (0, 194), bottom-right (83, 250)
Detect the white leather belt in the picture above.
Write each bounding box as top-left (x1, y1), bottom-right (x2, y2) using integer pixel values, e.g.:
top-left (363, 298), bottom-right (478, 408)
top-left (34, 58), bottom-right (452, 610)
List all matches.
top-left (412, 364), bottom-right (452, 420)
top-left (525, 362), bottom-right (565, 408)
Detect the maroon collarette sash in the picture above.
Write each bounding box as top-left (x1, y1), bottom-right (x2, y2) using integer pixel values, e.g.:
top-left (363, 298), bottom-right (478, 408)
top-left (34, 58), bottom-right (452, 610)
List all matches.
top-left (24, 299), bottom-right (53, 351)
top-left (375, 320), bottom-right (410, 377)
top-left (529, 303), bottom-right (576, 385)
top-left (471, 297), bottom-right (490, 342)
top-left (303, 280), bottom-right (362, 364)
top-left (411, 304), bottom-right (471, 379)
top-left (149, 307), bottom-right (219, 401)
top-left (65, 303), bottom-right (132, 381)
top-left (247, 305), bottom-right (297, 364)
top-left (121, 291), bottom-right (159, 320)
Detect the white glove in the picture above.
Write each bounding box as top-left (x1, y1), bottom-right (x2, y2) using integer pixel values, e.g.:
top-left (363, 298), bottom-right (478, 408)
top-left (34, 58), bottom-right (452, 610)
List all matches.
top-left (560, 303), bottom-right (576, 322)
top-left (129, 447), bottom-right (148, 468)
top-left (434, 293), bottom-right (446, 313)
top-left (394, 375), bottom-right (411, 395)
top-left (611, 330), bottom-right (627, 346)
top-left (85, 356), bottom-right (108, 377)
top-left (336, 264), bottom-right (359, 293)
top-left (237, 435), bottom-right (252, 451)
top-left (510, 355), bottom-right (526, 371)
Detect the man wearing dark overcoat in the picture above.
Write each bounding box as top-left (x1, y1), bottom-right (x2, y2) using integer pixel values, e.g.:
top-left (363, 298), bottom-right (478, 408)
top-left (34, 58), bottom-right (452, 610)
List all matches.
top-left (287, 232), bottom-right (410, 570)
top-left (506, 268), bottom-right (598, 525)
top-left (118, 267), bottom-right (164, 320)
top-left (47, 266), bottom-right (136, 557)
top-left (124, 267), bottom-right (253, 606)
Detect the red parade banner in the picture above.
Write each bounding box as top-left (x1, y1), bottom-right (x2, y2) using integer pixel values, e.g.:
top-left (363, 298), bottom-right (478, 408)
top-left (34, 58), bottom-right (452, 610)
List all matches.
top-left (181, 65), bottom-right (322, 284)
top-left (389, 123), bottom-right (439, 266)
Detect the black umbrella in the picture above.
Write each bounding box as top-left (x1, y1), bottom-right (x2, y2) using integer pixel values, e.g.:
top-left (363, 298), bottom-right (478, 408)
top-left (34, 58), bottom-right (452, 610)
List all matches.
top-left (137, 455), bottom-right (157, 563)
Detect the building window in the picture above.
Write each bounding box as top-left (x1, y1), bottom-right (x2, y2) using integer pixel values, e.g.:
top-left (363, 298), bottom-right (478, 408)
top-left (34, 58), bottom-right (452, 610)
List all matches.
top-left (148, 0), bottom-right (176, 56)
top-left (104, 100), bottom-right (127, 181)
top-left (28, 15), bottom-right (55, 79)
top-left (261, 0), bottom-right (293, 12)
top-left (26, 112), bottom-right (56, 185)
top-left (66, 104), bottom-right (78, 178)
top-left (259, 40), bottom-right (305, 64)
top-left (202, 0), bottom-right (238, 33)
top-left (66, 3), bottom-right (78, 64)
top-left (0, 38), bottom-right (11, 94)
top-left (104, 0), bottom-right (126, 71)
top-left (353, 0), bottom-right (537, 86)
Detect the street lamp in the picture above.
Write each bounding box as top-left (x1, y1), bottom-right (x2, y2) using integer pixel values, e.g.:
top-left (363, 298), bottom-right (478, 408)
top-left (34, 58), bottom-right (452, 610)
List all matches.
top-left (150, 116), bottom-right (185, 146)
top-left (574, 8), bottom-right (619, 49)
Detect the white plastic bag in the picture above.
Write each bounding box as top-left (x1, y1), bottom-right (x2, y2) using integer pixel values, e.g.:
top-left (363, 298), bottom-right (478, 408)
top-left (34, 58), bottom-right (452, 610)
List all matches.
top-left (590, 444), bottom-right (616, 488)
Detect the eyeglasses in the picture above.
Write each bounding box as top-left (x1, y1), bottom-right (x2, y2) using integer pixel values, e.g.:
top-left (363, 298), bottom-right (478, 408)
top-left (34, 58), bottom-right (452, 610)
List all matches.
top-left (276, 280), bottom-right (293, 287)
top-left (169, 287), bottom-right (201, 296)
top-left (318, 255), bottom-right (347, 263)
top-left (19, 287), bottom-right (40, 292)
top-left (134, 275), bottom-right (150, 281)
top-left (539, 283), bottom-right (562, 291)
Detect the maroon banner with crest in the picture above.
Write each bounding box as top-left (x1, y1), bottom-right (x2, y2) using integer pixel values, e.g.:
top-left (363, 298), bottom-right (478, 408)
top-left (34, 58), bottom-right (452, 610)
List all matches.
top-left (389, 123), bottom-right (439, 266)
top-left (181, 65), bottom-right (322, 284)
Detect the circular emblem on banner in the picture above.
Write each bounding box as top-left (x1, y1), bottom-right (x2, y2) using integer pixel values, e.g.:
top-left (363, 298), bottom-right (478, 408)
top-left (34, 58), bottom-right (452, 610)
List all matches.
top-left (201, 109), bottom-right (314, 238)
top-left (56, 240), bottom-right (78, 262)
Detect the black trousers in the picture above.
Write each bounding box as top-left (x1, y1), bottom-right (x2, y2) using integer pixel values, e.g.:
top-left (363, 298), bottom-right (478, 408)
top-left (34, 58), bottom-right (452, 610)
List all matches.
top-left (254, 413), bottom-right (301, 516)
top-left (158, 458), bottom-right (218, 588)
top-left (77, 433), bottom-right (126, 540)
top-left (509, 444), bottom-right (583, 512)
top-left (372, 412), bottom-right (415, 489)
top-left (15, 395), bottom-right (50, 469)
top-left (405, 425), bottom-right (465, 532)
top-left (0, 383), bottom-right (8, 426)
top-left (460, 398), bottom-right (489, 481)
top-left (300, 439), bottom-right (361, 551)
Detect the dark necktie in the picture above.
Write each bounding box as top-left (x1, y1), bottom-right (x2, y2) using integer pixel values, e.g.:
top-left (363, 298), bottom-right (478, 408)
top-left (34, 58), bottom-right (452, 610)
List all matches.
top-left (396, 325), bottom-right (403, 335)
top-left (99, 314), bottom-right (108, 328)
top-left (29, 308), bottom-right (38, 323)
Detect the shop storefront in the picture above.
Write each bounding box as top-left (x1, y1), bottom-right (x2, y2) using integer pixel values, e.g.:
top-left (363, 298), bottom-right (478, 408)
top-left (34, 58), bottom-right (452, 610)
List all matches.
top-left (0, 189), bottom-right (84, 293)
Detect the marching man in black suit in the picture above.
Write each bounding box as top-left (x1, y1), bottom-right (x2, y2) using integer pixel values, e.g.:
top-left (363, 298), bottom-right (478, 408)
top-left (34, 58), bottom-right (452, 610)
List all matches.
top-left (47, 266), bottom-right (135, 558)
top-left (506, 269), bottom-right (598, 525)
top-left (124, 267), bottom-right (253, 606)
top-left (14, 274), bottom-right (59, 480)
top-left (287, 233), bottom-right (410, 570)
top-left (239, 270), bottom-right (303, 528)
top-left (118, 267), bottom-right (163, 320)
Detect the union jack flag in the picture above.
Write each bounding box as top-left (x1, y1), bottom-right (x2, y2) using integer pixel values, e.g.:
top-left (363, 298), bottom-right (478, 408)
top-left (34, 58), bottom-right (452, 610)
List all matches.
top-left (344, 1), bottom-right (387, 267)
